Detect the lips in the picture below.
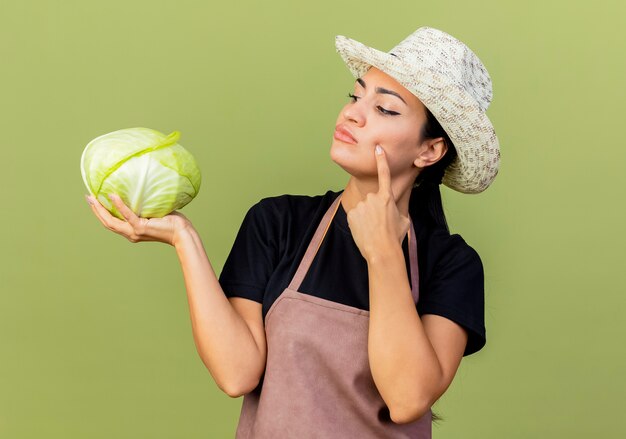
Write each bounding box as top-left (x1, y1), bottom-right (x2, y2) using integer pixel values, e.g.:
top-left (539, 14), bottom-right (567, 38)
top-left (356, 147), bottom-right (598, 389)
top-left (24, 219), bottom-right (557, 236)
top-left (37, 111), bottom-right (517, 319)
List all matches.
top-left (334, 125), bottom-right (357, 143)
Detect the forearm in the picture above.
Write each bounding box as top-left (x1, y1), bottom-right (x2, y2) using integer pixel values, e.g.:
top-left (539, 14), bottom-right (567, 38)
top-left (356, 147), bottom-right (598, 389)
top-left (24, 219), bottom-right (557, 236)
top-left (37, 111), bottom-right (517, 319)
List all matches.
top-left (174, 226), bottom-right (264, 397)
top-left (367, 244), bottom-right (443, 423)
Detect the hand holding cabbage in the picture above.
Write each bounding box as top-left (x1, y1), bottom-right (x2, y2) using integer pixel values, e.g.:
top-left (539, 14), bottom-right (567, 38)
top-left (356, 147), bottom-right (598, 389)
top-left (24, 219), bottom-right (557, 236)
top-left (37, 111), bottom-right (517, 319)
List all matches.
top-left (86, 193), bottom-right (192, 246)
top-left (82, 127), bottom-right (202, 245)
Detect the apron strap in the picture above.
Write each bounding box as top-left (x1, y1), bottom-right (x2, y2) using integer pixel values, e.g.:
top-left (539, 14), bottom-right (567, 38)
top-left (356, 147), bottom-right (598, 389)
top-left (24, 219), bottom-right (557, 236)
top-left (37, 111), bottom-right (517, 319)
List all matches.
top-left (288, 192), bottom-right (420, 305)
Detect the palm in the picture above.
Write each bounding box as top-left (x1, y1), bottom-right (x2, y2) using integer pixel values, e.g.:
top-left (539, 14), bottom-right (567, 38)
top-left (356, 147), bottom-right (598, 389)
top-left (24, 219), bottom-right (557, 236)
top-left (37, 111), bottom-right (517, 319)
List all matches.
top-left (86, 194), bottom-right (192, 245)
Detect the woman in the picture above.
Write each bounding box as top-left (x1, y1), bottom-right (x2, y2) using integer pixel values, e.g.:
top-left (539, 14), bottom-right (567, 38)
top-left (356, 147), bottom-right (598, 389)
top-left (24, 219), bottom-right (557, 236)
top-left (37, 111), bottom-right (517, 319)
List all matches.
top-left (86, 26), bottom-right (499, 438)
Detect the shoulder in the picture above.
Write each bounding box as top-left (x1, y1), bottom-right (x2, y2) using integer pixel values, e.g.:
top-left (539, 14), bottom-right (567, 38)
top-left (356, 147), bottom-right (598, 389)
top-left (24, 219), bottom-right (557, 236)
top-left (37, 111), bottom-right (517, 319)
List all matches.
top-left (247, 189), bottom-right (339, 225)
top-left (419, 225), bottom-right (483, 275)
top-left (440, 232), bottom-right (482, 269)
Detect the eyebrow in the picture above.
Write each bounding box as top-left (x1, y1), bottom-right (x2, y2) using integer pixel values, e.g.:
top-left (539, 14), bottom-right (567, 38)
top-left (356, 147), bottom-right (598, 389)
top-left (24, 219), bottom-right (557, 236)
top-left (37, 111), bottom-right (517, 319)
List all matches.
top-left (356, 78), bottom-right (407, 106)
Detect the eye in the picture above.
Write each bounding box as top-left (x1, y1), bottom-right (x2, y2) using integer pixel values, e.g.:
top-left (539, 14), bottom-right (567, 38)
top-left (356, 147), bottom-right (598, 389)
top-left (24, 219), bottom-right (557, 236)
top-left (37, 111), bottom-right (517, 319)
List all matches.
top-left (377, 106), bottom-right (399, 116)
top-left (346, 93), bottom-right (399, 116)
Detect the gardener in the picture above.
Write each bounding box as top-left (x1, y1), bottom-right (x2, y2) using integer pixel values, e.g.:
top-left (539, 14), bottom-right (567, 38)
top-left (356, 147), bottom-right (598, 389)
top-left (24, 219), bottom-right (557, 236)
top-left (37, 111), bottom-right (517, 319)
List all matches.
top-left (86, 26), bottom-right (500, 438)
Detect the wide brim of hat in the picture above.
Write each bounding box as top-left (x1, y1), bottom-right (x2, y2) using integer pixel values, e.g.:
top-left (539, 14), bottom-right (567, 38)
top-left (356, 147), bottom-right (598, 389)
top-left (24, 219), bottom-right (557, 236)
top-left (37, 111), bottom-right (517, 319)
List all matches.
top-left (335, 34), bottom-right (500, 194)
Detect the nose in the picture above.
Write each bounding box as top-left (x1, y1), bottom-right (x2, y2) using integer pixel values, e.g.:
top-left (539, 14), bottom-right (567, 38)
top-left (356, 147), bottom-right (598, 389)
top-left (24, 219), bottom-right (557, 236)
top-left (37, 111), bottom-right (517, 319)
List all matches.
top-left (342, 100), bottom-right (366, 126)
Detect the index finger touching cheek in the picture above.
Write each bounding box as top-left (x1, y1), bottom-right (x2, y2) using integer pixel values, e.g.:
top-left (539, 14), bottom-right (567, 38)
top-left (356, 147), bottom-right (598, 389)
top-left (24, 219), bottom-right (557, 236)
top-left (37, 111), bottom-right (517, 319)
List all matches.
top-left (375, 144), bottom-right (392, 196)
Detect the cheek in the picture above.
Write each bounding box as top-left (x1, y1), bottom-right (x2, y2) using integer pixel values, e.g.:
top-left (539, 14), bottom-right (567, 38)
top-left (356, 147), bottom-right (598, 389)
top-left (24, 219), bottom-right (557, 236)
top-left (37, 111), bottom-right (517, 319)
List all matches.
top-left (374, 121), bottom-right (417, 146)
top-left (379, 126), bottom-right (421, 168)
top-left (374, 135), bottom-right (414, 159)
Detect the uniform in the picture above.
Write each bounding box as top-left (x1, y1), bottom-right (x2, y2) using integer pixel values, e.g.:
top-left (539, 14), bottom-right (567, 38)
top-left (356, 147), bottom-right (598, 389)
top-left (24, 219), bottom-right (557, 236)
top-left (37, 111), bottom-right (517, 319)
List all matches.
top-left (219, 190), bottom-right (486, 437)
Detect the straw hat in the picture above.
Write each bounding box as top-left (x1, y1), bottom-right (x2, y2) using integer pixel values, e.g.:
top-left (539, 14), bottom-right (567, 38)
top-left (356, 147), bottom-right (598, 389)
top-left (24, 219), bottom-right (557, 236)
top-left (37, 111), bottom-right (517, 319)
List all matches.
top-left (335, 26), bottom-right (500, 194)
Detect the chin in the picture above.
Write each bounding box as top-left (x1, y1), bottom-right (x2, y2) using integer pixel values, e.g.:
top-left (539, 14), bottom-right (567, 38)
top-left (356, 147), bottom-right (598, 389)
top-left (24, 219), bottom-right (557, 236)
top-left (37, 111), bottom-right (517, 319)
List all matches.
top-left (330, 142), bottom-right (372, 179)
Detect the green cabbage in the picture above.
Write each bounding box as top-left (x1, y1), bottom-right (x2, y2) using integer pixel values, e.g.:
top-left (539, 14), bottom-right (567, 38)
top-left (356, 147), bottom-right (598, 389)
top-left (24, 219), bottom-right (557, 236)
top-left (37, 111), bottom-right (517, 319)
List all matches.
top-left (81, 127), bottom-right (201, 219)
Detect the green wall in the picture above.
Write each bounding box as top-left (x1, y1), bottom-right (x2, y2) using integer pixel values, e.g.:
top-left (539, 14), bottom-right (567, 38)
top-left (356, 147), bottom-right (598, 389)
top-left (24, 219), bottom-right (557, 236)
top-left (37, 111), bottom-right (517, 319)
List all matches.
top-left (1, 0), bottom-right (624, 437)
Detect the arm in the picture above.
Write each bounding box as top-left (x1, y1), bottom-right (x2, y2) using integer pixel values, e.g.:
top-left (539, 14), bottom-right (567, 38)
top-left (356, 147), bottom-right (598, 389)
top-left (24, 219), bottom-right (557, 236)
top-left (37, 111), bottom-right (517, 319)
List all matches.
top-left (367, 243), bottom-right (468, 424)
top-left (174, 226), bottom-right (267, 397)
top-left (342, 146), bottom-right (468, 424)
top-left (86, 194), bottom-right (266, 398)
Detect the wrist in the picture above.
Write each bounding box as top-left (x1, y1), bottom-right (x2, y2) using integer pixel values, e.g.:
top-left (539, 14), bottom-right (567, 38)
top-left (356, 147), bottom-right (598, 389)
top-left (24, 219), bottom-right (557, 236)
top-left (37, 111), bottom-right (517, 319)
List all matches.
top-left (365, 241), bottom-right (404, 266)
top-left (172, 221), bottom-right (195, 248)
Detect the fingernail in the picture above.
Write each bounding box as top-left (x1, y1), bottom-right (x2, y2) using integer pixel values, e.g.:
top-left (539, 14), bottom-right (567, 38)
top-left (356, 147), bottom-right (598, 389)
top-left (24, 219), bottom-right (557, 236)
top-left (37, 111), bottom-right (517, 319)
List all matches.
top-left (375, 145), bottom-right (383, 155)
top-left (85, 195), bottom-right (94, 205)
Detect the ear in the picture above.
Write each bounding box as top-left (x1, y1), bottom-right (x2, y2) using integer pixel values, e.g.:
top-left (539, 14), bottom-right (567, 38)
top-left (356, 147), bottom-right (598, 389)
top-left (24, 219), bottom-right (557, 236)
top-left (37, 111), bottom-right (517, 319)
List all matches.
top-left (413, 137), bottom-right (448, 169)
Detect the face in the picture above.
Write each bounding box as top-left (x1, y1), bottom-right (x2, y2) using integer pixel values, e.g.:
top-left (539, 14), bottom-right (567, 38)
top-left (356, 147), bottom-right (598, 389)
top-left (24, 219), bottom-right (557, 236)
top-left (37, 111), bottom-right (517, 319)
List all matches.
top-left (330, 66), bottom-right (437, 184)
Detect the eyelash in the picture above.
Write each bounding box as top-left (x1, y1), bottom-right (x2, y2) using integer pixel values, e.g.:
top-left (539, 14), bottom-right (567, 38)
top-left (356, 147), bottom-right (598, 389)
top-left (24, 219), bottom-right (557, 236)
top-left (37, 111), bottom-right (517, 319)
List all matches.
top-left (346, 93), bottom-right (399, 116)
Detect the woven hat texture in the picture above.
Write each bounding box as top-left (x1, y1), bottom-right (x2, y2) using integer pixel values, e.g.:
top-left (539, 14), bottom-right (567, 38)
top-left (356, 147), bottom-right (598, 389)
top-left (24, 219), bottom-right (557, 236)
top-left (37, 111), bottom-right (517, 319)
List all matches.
top-left (335, 26), bottom-right (500, 194)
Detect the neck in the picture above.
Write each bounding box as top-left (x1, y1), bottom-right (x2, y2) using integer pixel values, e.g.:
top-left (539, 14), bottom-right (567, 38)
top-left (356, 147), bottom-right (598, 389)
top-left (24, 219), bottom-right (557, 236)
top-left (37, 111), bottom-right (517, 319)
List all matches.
top-left (340, 176), bottom-right (413, 218)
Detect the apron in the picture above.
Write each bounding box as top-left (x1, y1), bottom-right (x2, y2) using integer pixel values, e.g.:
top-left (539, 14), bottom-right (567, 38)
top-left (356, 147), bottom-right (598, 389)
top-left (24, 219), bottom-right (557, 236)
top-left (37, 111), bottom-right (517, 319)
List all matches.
top-left (235, 192), bottom-right (432, 438)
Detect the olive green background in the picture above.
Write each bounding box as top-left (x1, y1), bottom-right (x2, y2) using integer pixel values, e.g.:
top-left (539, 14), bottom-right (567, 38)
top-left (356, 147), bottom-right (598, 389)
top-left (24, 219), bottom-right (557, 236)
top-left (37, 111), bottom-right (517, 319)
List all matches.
top-left (1, 0), bottom-right (624, 437)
